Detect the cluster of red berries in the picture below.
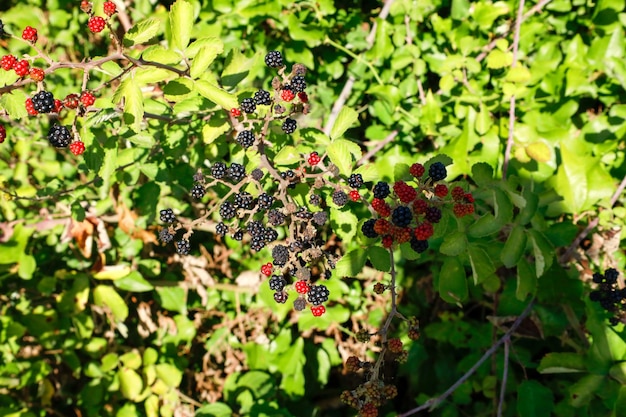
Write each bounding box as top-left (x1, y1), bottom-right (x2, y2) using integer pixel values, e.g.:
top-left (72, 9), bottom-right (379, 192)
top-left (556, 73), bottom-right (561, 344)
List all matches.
top-left (361, 161), bottom-right (474, 252)
top-left (1, 55), bottom-right (37, 79)
top-left (340, 379), bottom-right (398, 417)
top-left (81, 1), bottom-right (117, 33)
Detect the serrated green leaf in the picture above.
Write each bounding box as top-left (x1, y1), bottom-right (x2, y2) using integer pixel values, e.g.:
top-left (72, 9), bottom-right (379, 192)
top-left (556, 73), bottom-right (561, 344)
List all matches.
top-left (506, 66), bottom-right (532, 83)
top-left (335, 249), bottom-right (367, 277)
top-left (440, 231), bottom-right (467, 256)
top-left (368, 246), bottom-right (390, 272)
top-left (169, 0), bottom-right (194, 51)
top-left (124, 18), bottom-right (161, 47)
top-left (501, 225), bottom-right (527, 268)
top-left (202, 119), bottom-right (229, 144)
top-left (142, 45), bottom-right (182, 65)
top-left (330, 207), bottom-right (358, 242)
top-left (468, 244), bottom-right (496, 285)
top-left (134, 68), bottom-right (171, 85)
top-left (468, 213), bottom-right (502, 237)
top-left (439, 257), bottom-right (468, 304)
top-left (0, 90), bottom-right (29, 120)
top-left (195, 79), bottom-right (238, 110)
top-left (538, 353), bottom-right (585, 374)
top-left (273, 145), bottom-right (300, 166)
top-left (113, 77), bottom-right (144, 131)
top-left (486, 49), bottom-right (513, 69)
top-left (529, 230), bottom-right (554, 277)
top-left (327, 139), bottom-right (357, 176)
top-left (471, 162), bottom-right (494, 186)
top-left (330, 107), bottom-right (358, 140)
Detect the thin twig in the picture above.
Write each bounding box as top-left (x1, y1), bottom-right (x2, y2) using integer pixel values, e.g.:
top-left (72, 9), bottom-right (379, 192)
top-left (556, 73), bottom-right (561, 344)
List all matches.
top-left (356, 131), bottom-right (398, 166)
top-left (497, 339), bottom-right (510, 417)
top-left (397, 299), bottom-right (535, 417)
top-left (502, 0), bottom-right (526, 180)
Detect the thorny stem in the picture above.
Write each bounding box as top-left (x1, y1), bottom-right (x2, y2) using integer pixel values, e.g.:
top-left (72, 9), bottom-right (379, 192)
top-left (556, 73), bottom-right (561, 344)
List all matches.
top-left (497, 339), bottom-right (510, 417)
top-left (397, 299), bottom-right (535, 417)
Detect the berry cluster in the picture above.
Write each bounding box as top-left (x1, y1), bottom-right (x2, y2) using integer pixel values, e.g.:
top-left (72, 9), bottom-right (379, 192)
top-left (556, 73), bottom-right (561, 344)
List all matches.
top-left (590, 268), bottom-right (625, 325)
top-left (361, 161), bottom-right (474, 253)
top-left (340, 380), bottom-right (398, 417)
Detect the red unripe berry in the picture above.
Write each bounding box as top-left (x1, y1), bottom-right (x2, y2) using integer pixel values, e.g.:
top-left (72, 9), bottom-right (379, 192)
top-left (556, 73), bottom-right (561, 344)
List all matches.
top-left (434, 184), bottom-right (448, 197)
top-left (63, 94), bottom-right (80, 109)
top-left (311, 305), bottom-right (326, 317)
top-left (88, 16), bottom-right (106, 33)
top-left (22, 26), bottom-right (38, 43)
top-left (1, 55), bottom-right (17, 71)
top-left (464, 193), bottom-right (474, 203)
top-left (410, 163), bottom-right (425, 178)
top-left (230, 107), bottom-right (241, 117)
top-left (360, 403), bottom-right (378, 417)
top-left (413, 199), bottom-right (428, 215)
top-left (14, 60), bottom-right (30, 77)
top-left (393, 227), bottom-right (412, 244)
top-left (103, 1), bottom-right (117, 16)
top-left (297, 91), bottom-right (308, 103)
top-left (393, 181), bottom-right (417, 203)
top-left (373, 219), bottom-right (391, 235)
top-left (281, 89), bottom-right (295, 102)
top-left (80, 91), bottom-right (96, 107)
top-left (25, 98), bottom-right (38, 116)
top-left (0, 125), bottom-right (6, 143)
top-left (371, 198), bottom-right (391, 217)
top-left (382, 235), bottom-right (393, 248)
top-left (261, 262), bottom-right (273, 276)
top-left (29, 67), bottom-right (45, 82)
top-left (388, 337), bottom-right (403, 353)
top-left (295, 280), bottom-right (309, 294)
top-left (414, 222), bottom-right (434, 240)
top-left (54, 99), bottom-right (63, 113)
top-left (308, 151), bottom-right (321, 166)
top-left (80, 0), bottom-right (92, 13)
top-left (349, 190), bottom-right (360, 202)
top-left (451, 186), bottom-right (465, 200)
top-left (69, 141), bottom-right (86, 156)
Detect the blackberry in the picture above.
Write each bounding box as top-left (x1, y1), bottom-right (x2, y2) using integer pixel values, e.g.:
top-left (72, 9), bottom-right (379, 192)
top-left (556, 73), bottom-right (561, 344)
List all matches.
top-left (267, 209), bottom-right (286, 226)
top-left (425, 206), bottom-right (442, 223)
top-left (392, 206), bottom-right (413, 227)
top-left (265, 50), bottom-right (284, 68)
top-left (236, 130), bottom-right (255, 148)
top-left (269, 275), bottom-right (287, 291)
top-left (410, 238), bottom-right (429, 253)
top-left (32, 91), bottom-right (55, 114)
top-left (373, 181), bottom-right (391, 199)
top-left (251, 168), bottom-right (264, 181)
top-left (250, 236), bottom-right (266, 252)
top-left (281, 118), bottom-right (297, 134)
top-left (295, 208), bottom-right (313, 219)
top-left (290, 75), bottom-right (306, 93)
top-left (176, 239), bottom-right (191, 255)
top-left (47, 124), bottom-right (72, 148)
top-left (347, 173), bottom-right (364, 189)
top-left (191, 184), bottom-right (206, 199)
top-left (246, 220), bottom-right (265, 237)
top-left (254, 89), bottom-right (272, 105)
top-left (160, 208), bottom-right (176, 223)
top-left (592, 273), bottom-right (604, 284)
top-left (310, 194), bottom-right (321, 206)
top-left (272, 244), bottom-right (289, 266)
top-left (312, 211), bottom-right (328, 226)
top-left (307, 284), bottom-right (330, 306)
top-left (605, 268), bottom-right (619, 284)
top-left (0, 20), bottom-right (7, 37)
top-left (159, 229), bottom-right (174, 244)
top-left (228, 163), bottom-right (246, 182)
top-left (258, 193), bottom-right (274, 209)
top-left (294, 297), bottom-right (307, 311)
top-left (429, 162), bottom-right (447, 181)
top-left (211, 162), bottom-right (227, 179)
top-left (361, 219), bottom-right (378, 238)
top-left (264, 228), bottom-right (278, 242)
top-left (234, 191), bottom-right (255, 210)
top-left (274, 291), bottom-right (288, 304)
top-left (219, 201), bottom-right (237, 220)
top-left (215, 222), bottom-right (228, 236)
top-left (232, 230), bottom-right (244, 241)
top-left (240, 98), bottom-right (256, 114)
top-left (332, 190), bottom-right (348, 207)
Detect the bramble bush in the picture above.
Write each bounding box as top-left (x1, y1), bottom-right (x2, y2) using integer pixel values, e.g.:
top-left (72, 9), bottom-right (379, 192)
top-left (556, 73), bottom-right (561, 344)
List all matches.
top-left (0, 0), bottom-right (626, 416)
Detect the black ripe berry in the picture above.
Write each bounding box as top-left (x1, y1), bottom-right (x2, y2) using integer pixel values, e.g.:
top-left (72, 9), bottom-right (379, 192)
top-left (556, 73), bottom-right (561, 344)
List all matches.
top-left (281, 118), bottom-right (297, 134)
top-left (307, 284), bottom-right (330, 306)
top-left (290, 75), bottom-right (306, 93)
top-left (240, 98), bottom-right (256, 114)
top-left (425, 206), bottom-right (442, 223)
top-left (211, 162), bottom-right (227, 179)
top-left (272, 244), bottom-right (289, 266)
top-left (159, 229), bottom-right (174, 244)
top-left (215, 222), bottom-right (228, 236)
top-left (176, 239), bottom-right (191, 255)
top-left (361, 219), bottom-right (378, 238)
top-left (258, 193), bottom-right (274, 209)
top-left (232, 230), bottom-right (244, 241)
top-left (373, 181), bottom-right (390, 199)
top-left (274, 291), bottom-right (288, 304)
top-left (219, 201), bottom-right (237, 220)
top-left (429, 162), bottom-right (447, 181)
top-left (269, 275), bottom-right (287, 291)
top-left (227, 163), bottom-right (246, 182)
top-left (234, 191), bottom-right (255, 210)
top-left (32, 91), bottom-right (55, 113)
top-left (312, 211), bottom-right (328, 226)
top-left (254, 89), bottom-right (272, 105)
top-left (160, 208), bottom-right (176, 223)
top-left (265, 50), bottom-right (284, 68)
top-left (392, 206), bottom-right (412, 227)
top-left (236, 130), bottom-right (255, 148)
top-left (410, 238), bottom-right (429, 253)
top-left (332, 190), bottom-right (348, 207)
top-left (47, 124), bottom-right (72, 148)
top-left (191, 184), bottom-right (205, 199)
top-left (347, 173), bottom-right (364, 189)
top-left (251, 168), bottom-right (264, 181)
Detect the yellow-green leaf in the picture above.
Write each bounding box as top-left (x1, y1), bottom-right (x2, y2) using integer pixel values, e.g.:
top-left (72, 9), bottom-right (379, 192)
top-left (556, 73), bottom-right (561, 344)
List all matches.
top-left (124, 18), bottom-right (161, 47)
top-left (195, 80), bottom-right (238, 110)
top-left (330, 106), bottom-right (358, 140)
top-left (118, 368), bottom-right (143, 401)
top-left (486, 49), bottom-right (513, 69)
top-left (506, 66), bottom-right (532, 83)
top-left (525, 142), bottom-right (551, 163)
top-left (169, 0), bottom-right (194, 51)
top-left (93, 285), bottom-right (129, 321)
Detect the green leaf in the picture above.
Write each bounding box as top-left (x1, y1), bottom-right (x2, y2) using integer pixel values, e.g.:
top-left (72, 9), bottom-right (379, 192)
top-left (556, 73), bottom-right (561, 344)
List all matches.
top-left (202, 118), bottom-right (230, 144)
top-left (500, 225), bottom-right (527, 268)
top-left (538, 353), bottom-right (586, 373)
top-left (471, 162), bottom-right (494, 186)
top-left (278, 337), bottom-right (305, 396)
top-left (169, 0), bottom-right (194, 51)
top-left (196, 403), bottom-right (233, 417)
top-left (475, 103), bottom-right (493, 135)
top-left (114, 271), bottom-right (154, 292)
top-left (517, 380), bottom-right (554, 417)
top-left (335, 249), bottom-right (367, 277)
top-left (326, 139), bottom-right (361, 176)
top-left (0, 90), bottom-right (29, 120)
top-left (124, 18), bottom-right (161, 47)
top-left (494, 188), bottom-right (513, 224)
top-left (112, 77), bottom-right (144, 131)
top-left (156, 286), bottom-right (187, 314)
top-left (119, 351), bottom-right (142, 369)
top-left (273, 145), bottom-right (300, 166)
top-left (518, 187), bottom-right (539, 225)
top-left (189, 38), bottom-right (224, 78)
top-left (134, 68), bottom-right (171, 85)
top-left (93, 285), bottom-right (129, 322)
top-left (486, 49), bottom-right (513, 69)
top-left (439, 231), bottom-right (467, 256)
top-left (439, 257), bottom-right (468, 304)
top-left (330, 107), bottom-right (359, 140)
top-left (525, 142), bottom-right (552, 162)
top-left (142, 45), bottom-right (182, 65)
top-left (568, 374), bottom-right (604, 407)
top-left (516, 258), bottom-right (536, 301)
top-left (468, 213), bottom-right (502, 237)
top-left (368, 246), bottom-right (390, 272)
top-left (155, 363), bottom-right (182, 387)
top-left (195, 80), bottom-right (238, 110)
top-left (329, 207), bottom-right (358, 243)
top-left (468, 244), bottom-right (496, 285)
top-left (18, 253), bottom-right (36, 280)
top-left (506, 66), bottom-right (532, 83)
top-left (118, 368), bottom-right (143, 401)
top-left (529, 230), bottom-right (554, 278)
top-left (616, 386), bottom-right (626, 417)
